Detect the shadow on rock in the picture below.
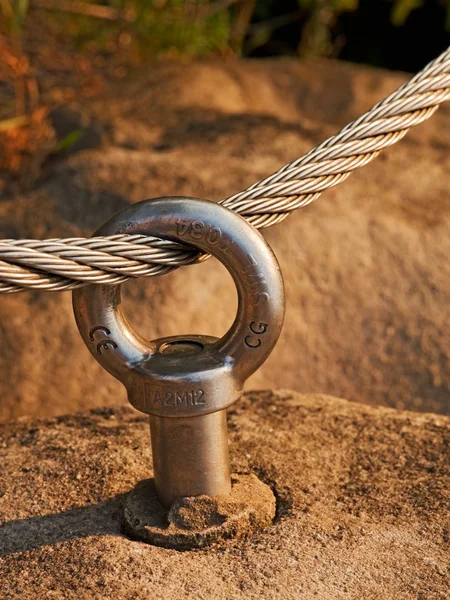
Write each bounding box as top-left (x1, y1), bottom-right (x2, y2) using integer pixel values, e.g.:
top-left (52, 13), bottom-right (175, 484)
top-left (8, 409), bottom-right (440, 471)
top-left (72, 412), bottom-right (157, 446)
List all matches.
top-left (0, 493), bottom-right (128, 557)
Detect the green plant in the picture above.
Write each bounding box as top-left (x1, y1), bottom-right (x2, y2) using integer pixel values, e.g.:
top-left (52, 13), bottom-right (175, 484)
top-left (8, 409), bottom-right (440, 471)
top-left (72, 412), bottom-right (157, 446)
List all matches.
top-left (297, 0), bottom-right (358, 58)
top-left (130, 0), bottom-right (231, 58)
top-left (0, 0), bottom-right (29, 38)
top-left (391, 0), bottom-right (450, 28)
top-left (33, 1), bottom-right (232, 59)
top-left (0, 0), bottom-right (35, 121)
top-left (55, 128), bottom-right (86, 152)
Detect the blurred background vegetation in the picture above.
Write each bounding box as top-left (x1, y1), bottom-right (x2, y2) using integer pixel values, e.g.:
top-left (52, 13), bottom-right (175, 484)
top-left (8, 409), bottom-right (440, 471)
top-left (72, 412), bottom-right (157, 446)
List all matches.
top-left (1, 0), bottom-right (450, 180)
top-left (2, 0), bottom-right (450, 68)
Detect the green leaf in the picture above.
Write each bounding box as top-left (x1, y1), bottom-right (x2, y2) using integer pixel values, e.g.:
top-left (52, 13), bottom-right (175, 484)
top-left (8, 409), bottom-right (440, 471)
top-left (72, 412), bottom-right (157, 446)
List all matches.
top-left (391, 0), bottom-right (423, 26)
top-left (0, 115), bottom-right (29, 131)
top-left (17, 0), bottom-right (29, 23)
top-left (55, 129), bottom-right (85, 152)
top-left (331, 0), bottom-right (359, 12)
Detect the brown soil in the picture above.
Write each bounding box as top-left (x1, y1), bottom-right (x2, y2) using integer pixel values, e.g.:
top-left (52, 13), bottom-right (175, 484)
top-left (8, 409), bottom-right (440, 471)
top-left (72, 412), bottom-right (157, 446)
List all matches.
top-left (0, 390), bottom-right (449, 598)
top-left (0, 58), bottom-right (449, 420)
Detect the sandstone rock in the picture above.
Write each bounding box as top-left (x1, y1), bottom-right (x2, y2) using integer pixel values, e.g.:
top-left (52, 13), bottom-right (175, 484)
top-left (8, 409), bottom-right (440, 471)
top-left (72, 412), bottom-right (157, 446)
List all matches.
top-left (0, 391), bottom-right (449, 598)
top-left (0, 58), bottom-right (449, 420)
top-left (122, 474), bottom-right (276, 549)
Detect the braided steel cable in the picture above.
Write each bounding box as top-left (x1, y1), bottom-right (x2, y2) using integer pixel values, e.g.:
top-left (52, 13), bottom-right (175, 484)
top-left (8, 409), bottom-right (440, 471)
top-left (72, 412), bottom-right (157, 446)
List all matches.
top-left (0, 235), bottom-right (208, 293)
top-left (1, 46), bottom-right (450, 293)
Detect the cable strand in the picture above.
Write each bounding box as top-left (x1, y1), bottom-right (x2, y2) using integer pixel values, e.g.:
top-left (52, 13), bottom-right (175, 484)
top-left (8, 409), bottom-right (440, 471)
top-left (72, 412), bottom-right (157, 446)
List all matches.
top-left (2, 46), bottom-right (450, 293)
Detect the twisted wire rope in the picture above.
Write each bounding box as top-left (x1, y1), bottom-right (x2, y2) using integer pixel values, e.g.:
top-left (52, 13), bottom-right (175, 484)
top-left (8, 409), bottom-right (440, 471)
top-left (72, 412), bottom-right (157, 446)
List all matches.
top-left (2, 46), bottom-right (450, 293)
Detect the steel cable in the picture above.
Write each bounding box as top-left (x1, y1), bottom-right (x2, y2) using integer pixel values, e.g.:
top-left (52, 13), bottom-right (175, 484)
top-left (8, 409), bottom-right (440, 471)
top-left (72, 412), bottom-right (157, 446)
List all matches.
top-left (1, 46), bottom-right (450, 293)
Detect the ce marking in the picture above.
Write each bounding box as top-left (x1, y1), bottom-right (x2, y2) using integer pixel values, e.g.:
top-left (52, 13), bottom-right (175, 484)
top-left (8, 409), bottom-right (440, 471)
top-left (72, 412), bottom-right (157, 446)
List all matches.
top-left (89, 326), bottom-right (118, 355)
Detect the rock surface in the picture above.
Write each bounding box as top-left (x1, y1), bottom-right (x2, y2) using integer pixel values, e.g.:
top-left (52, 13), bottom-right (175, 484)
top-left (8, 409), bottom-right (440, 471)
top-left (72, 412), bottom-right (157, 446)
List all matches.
top-left (0, 390), bottom-right (449, 598)
top-left (0, 58), bottom-right (449, 420)
top-left (123, 474), bottom-right (276, 549)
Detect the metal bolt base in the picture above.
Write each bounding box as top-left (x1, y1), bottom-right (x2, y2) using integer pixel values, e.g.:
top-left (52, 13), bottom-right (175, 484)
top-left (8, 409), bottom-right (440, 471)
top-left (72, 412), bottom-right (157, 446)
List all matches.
top-left (123, 474), bottom-right (276, 550)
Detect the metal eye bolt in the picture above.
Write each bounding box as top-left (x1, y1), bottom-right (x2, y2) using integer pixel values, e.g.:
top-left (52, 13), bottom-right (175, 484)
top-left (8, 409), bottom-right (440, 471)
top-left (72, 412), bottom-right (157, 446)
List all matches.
top-left (73, 197), bottom-right (285, 508)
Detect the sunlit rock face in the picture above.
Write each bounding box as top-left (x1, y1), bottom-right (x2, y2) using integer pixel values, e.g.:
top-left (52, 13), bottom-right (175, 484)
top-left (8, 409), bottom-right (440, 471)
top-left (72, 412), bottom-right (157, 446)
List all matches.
top-left (0, 58), bottom-right (449, 419)
top-left (1, 392), bottom-right (449, 597)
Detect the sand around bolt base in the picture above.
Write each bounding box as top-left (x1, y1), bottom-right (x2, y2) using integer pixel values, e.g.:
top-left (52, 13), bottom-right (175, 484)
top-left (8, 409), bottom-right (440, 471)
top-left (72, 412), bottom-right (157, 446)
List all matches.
top-left (1, 390), bottom-right (449, 599)
top-left (123, 474), bottom-right (276, 549)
